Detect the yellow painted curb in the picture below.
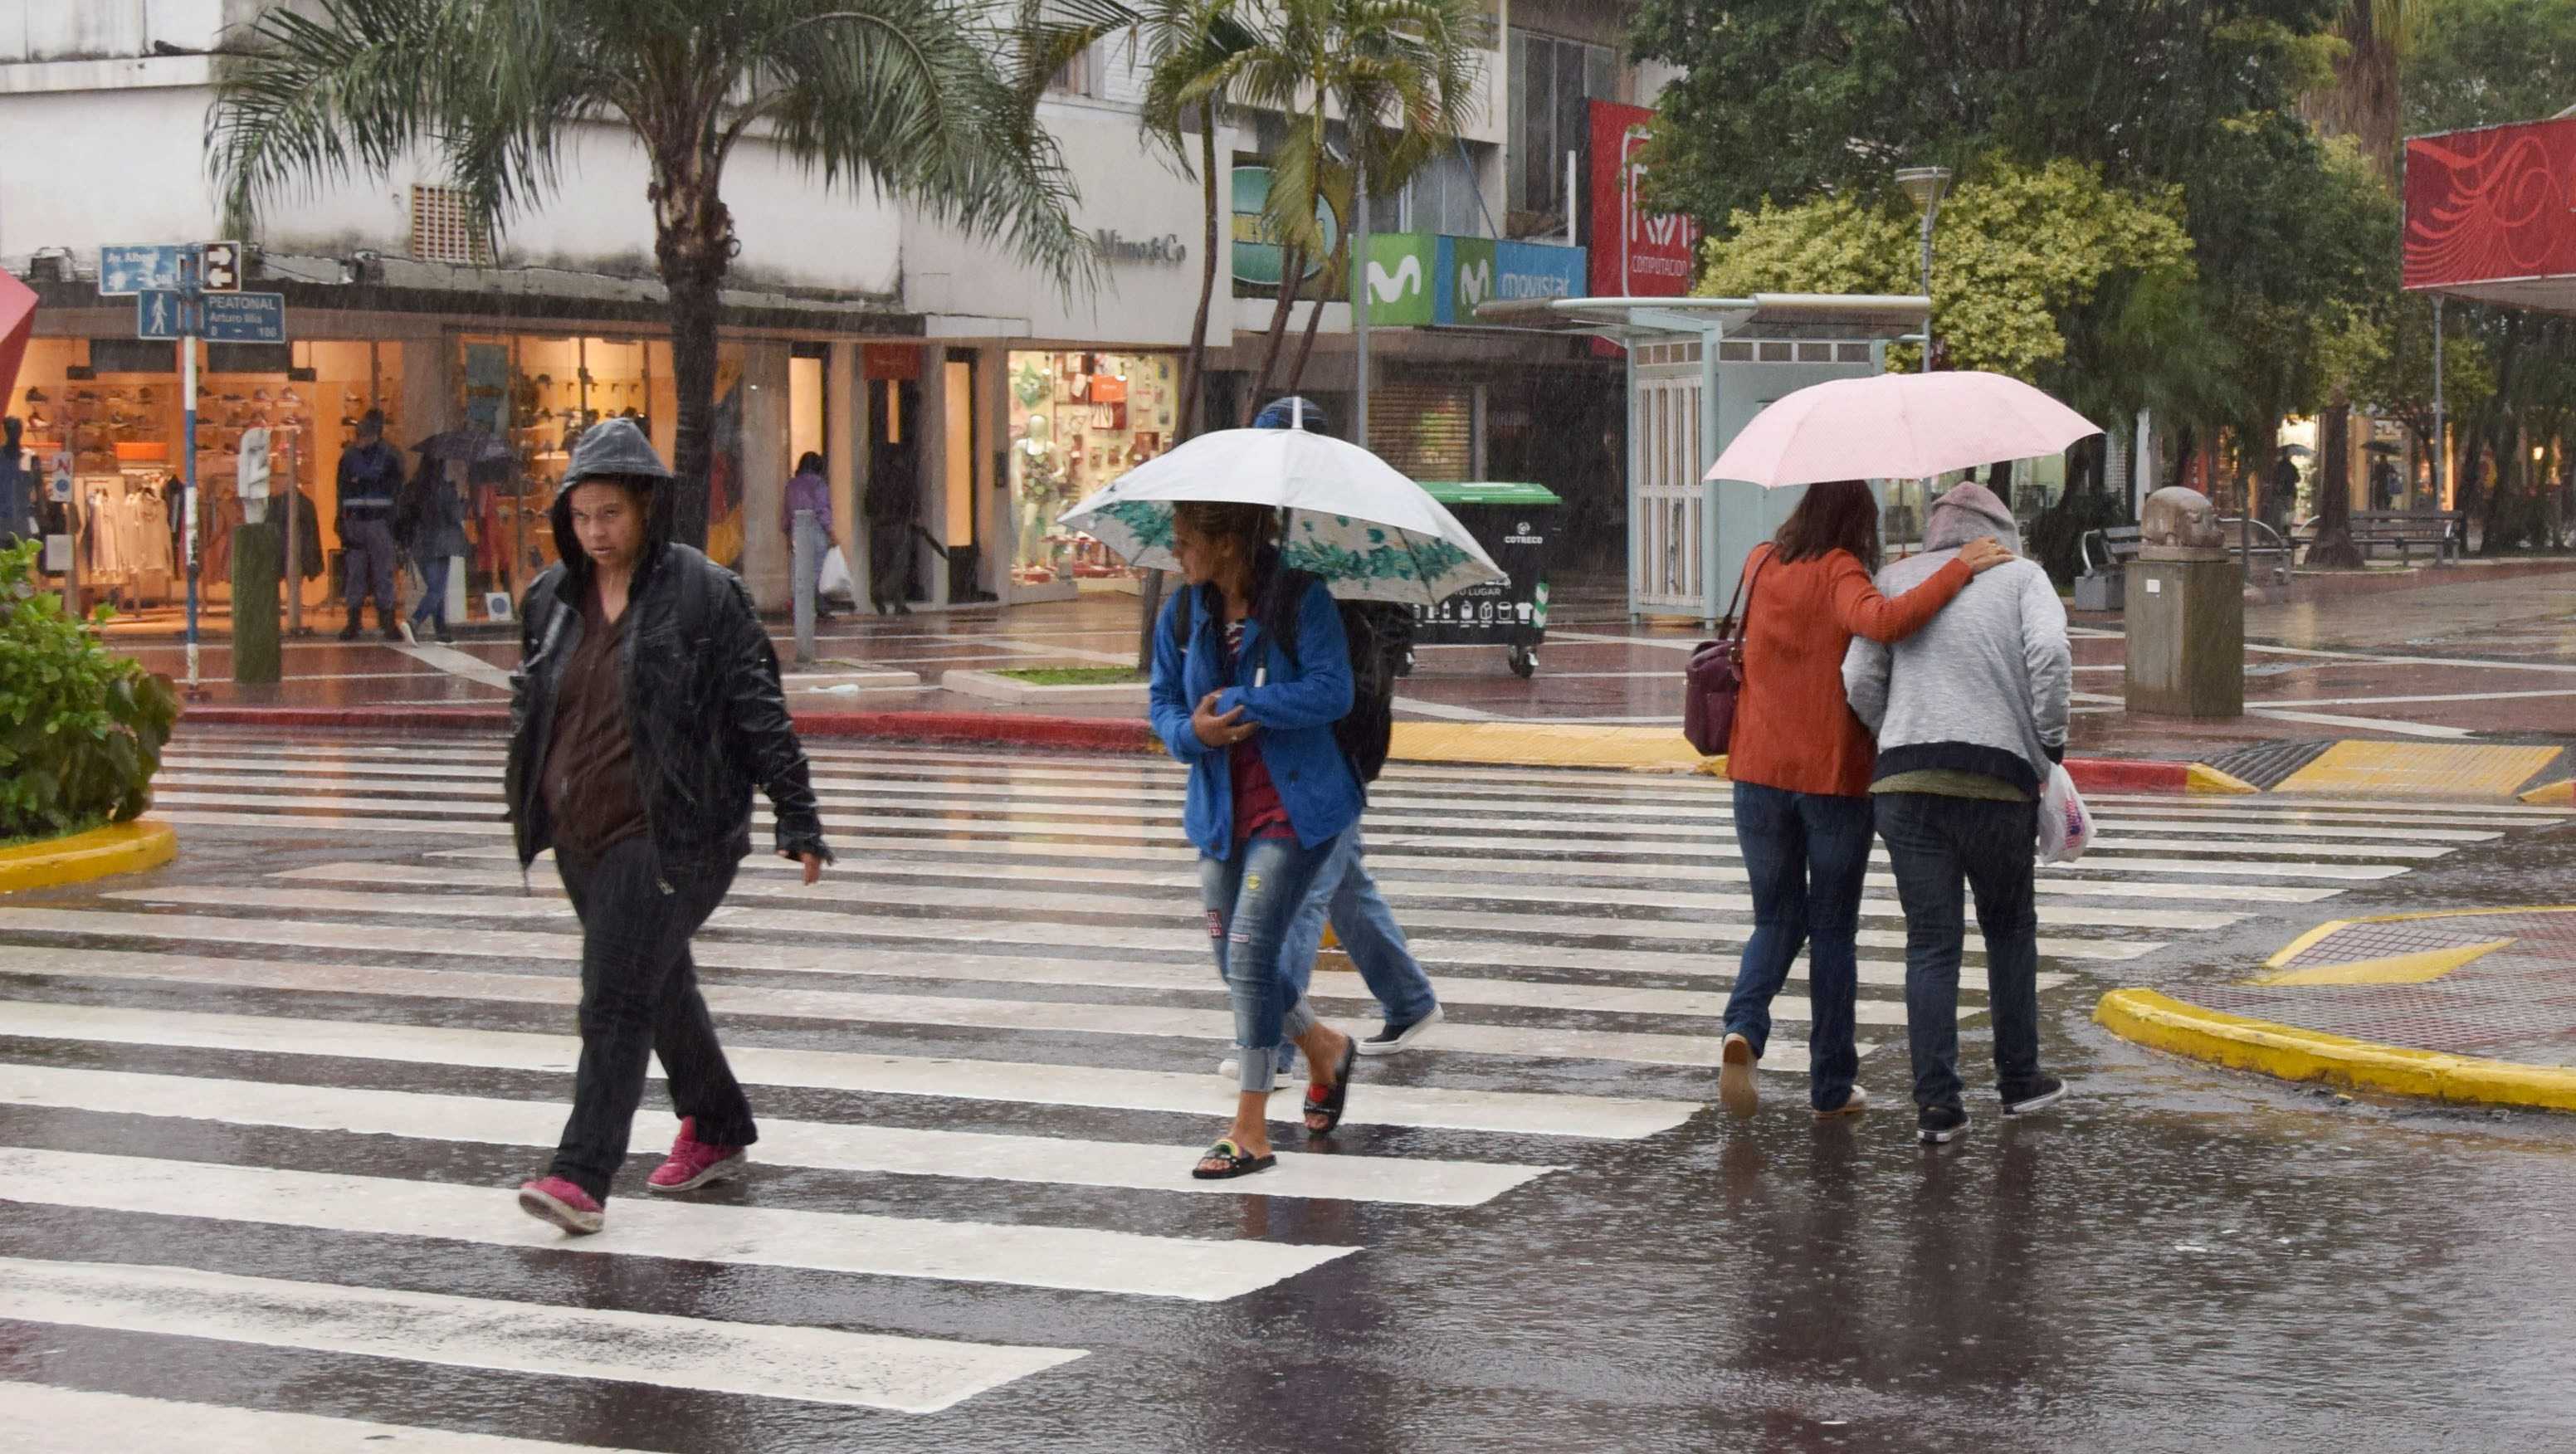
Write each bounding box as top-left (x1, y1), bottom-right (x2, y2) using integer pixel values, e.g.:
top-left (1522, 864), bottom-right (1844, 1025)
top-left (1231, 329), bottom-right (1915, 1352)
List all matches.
top-left (2185, 763), bottom-right (2259, 795)
top-left (0, 819), bottom-right (178, 895)
top-left (1388, 721), bottom-right (1713, 774)
top-left (2095, 988), bottom-right (2576, 1112)
top-left (2275, 739), bottom-right (2563, 798)
top-left (2522, 779), bottom-right (2574, 807)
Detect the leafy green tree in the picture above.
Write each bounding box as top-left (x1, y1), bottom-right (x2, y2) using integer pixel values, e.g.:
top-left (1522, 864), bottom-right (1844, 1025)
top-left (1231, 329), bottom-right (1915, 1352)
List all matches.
top-left (209, 0), bottom-right (1100, 549)
top-left (1697, 158), bottom-right (2196, 383)
top-left (1134, 1), bottom-right (1266, 441)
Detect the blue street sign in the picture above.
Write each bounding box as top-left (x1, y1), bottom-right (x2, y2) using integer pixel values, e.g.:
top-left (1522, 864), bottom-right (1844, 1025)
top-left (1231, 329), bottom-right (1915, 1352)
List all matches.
top-left (101, 244), bottom-right (189, 296)
top-left (135, 290), bottom-right (189, 339)
top-left (202, 291), bottom-right (286, 343)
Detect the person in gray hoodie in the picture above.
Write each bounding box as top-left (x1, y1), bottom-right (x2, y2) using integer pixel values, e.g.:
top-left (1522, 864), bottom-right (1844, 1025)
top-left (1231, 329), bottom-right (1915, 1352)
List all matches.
top-left (1842, 480), bottom-right (2072, 1145)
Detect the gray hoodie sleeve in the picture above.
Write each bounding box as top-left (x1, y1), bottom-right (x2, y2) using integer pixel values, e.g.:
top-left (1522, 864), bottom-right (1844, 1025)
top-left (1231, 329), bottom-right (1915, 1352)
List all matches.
top-left (2021, 567), bottom-right (2073, 756)
top-left (1842, 632), bottom-right (1892, 735)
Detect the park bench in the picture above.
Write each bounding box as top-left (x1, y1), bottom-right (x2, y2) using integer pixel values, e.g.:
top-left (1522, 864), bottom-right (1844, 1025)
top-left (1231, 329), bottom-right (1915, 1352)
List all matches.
top-left (2216, 516), bottom-right (2295, 585)
top-left (2296, 510), bottom-right (2465, 566)
top-left (2074, 525), bottom-right (2141, 610)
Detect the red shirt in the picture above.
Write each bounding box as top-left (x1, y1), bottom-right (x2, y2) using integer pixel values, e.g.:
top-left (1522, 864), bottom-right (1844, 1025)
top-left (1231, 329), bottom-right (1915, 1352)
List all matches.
top-left (1725, 544), bottom-right (1972, 798)
top-left (1225, 620), bottom-right (1295, 839)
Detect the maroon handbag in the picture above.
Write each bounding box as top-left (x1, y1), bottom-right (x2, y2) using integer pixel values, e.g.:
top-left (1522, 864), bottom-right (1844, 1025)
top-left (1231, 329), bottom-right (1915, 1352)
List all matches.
top-left (1682, 549), bottom-right (1770, 757)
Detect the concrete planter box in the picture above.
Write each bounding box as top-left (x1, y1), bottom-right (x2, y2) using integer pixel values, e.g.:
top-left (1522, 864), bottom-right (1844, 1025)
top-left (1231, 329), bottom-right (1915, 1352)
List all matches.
top-left (782, 667), bottom-right (925, 697)
top-left (941, 668), bottom-right (1151, 705)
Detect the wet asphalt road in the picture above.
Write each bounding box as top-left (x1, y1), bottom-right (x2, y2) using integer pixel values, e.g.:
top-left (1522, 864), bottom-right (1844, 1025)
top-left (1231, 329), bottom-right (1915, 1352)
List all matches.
top-left (2, 732), bottom-right (2573, 1452)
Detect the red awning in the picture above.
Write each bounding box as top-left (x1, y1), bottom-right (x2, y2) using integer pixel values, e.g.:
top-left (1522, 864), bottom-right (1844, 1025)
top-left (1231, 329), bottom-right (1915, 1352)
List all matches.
top-left (2404, 115), bottom-right (2576, 314)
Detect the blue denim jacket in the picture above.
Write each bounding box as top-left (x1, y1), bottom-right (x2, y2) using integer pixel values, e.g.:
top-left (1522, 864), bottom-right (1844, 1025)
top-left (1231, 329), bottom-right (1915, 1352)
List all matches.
top-left (1149, 574), bottom-right (1360, 858)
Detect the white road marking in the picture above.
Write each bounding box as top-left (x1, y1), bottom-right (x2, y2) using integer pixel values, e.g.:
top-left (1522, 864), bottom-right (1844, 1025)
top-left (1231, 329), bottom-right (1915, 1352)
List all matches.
top-left (0, 1147), bottom-right (1353, 1300)
top-left (0, 1256), bottom-right (1085, 1414)
top-left (0, 966), bottom-right (1707, 1134)
top-left (7, 1382), bottom-right (661, 1454)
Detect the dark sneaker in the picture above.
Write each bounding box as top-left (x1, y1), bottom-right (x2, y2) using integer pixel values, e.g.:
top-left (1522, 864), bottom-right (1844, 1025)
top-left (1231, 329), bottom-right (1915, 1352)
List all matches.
top-left (1358, 1003), bottom-right (1444, 1056)
top-left (1718, 1032), bottom-right (1759, 1120)
top-left (2002, 1076), bottom-right (2066, 1116)
top-left (337, 619), bottom-right (361, 642)
top-left (1918, 1104), bottom-right (1971, 1145)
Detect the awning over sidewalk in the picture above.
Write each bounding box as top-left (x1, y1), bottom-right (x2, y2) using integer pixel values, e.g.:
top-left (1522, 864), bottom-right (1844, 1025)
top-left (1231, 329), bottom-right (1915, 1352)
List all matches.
top-left (1472, 292), bottom-right (1930, 342)
top-left (2404, 115), bottom-right (2576, 315)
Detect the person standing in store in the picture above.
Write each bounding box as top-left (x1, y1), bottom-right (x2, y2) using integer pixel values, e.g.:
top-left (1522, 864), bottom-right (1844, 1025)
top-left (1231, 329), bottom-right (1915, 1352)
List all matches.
top-left (335, 409), bottom-right (406, 641)
top-left (865, 440), bottom-right (917, 615)
top-left (400, 453), bottom-right (469, 645)
top-left (507, 417), bottom-right (833, 1236)
top-left (778, 451), bottom-right (837, 622)
top-left (0, 417), bottom-right (30, 544)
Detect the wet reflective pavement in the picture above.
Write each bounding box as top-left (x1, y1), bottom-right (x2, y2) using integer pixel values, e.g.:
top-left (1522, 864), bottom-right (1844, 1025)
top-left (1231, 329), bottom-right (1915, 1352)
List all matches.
top-left (3, 730), bottom-right (2574, 1451)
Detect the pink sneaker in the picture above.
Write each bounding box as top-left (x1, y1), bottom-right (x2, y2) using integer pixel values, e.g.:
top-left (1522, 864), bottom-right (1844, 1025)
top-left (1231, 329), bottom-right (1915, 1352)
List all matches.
top-left (517, 1175), bottom-right (603, 1235)
top-left (647, 1117), bottom-right (748, 1193)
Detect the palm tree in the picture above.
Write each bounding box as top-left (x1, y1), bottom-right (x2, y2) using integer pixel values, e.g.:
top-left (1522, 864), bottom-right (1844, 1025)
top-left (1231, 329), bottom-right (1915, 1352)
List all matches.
top-left (208, 0), bottom-right (1101, 549)
top-left (1136, 0), bottom-right (1265, 442)
top-left (1222, 0), bottom-right (1483, 429)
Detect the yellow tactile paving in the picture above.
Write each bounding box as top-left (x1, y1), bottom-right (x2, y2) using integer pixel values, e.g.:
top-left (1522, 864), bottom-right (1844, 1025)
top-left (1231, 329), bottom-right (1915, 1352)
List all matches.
top-left (2272, 740), bottom-right (2564, 798)
top-left (1388, 722), bottom-right (1708, 773)
top-left (2524, 779), bottom-right (2574, 807)
top-left (2255, 938), bottom-right (2512, 987)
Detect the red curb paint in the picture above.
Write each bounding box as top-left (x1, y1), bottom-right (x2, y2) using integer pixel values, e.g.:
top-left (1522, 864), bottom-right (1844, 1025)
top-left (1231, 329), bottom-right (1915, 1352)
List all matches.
top-left (2066, 758), bottom-right (2192, 795)
top-left (181, 705), bottom-right (510, 730)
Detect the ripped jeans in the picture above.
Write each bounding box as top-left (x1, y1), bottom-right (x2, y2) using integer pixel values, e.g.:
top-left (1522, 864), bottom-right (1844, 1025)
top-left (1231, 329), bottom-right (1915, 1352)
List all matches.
top-left (1198, 832), bottom-right (1339, 1093)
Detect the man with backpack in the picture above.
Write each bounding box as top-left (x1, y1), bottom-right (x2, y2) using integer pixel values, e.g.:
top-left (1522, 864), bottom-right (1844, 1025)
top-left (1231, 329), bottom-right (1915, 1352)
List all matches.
top-left (1217, 400), bottom-right (1443, 1088)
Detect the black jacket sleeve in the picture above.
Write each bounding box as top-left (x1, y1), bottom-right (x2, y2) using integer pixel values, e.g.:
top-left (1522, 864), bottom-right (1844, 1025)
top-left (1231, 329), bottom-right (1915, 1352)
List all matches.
top-left (713, 570), bottom-right (832, 861)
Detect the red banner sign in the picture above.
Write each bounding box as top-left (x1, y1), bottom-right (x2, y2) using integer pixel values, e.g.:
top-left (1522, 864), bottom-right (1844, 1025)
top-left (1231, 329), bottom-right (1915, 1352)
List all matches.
top-left (2404, 117), bottom-right (2576, 295)
top-left (1588, 100), bottom-right (1699, 298)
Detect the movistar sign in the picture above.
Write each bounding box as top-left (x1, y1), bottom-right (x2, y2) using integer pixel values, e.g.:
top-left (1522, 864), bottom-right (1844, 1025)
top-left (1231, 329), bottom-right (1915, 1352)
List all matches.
top-left (1360, 233), bottom-right (1586, 327)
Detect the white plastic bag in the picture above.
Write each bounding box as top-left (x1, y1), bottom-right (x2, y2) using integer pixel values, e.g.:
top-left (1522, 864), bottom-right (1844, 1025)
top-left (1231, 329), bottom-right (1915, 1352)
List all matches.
top-left (2037, 764), bottom-right (2092, 864)
top-left (817, 545), bottom-right (855, 603)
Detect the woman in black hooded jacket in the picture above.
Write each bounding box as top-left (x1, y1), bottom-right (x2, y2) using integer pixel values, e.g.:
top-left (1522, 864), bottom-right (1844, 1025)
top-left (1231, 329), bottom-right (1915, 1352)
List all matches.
top-left (505, 417), bottom-right (832, 1235)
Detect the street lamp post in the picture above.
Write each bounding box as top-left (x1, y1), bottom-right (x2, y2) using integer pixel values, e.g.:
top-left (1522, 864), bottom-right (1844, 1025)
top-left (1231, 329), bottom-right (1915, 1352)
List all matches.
top-left (1895, 166), bottom-right (1951, 374)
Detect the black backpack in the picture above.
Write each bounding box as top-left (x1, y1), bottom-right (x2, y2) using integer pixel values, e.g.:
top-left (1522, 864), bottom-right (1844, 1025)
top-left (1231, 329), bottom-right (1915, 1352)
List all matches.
top-left (1169, 568), bottom-right (1408, 784)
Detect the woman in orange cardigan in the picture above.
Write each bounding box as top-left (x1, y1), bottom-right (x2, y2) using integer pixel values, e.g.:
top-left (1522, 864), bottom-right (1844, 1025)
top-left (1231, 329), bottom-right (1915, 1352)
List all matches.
top-left (1716, 481), bottom-right (2012, 1120)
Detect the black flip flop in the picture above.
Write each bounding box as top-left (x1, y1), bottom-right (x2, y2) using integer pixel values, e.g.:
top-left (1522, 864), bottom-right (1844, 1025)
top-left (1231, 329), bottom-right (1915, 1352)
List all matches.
top-left (1190, 1138), bottom-right (1276, 1180)
top-left (1304, 1037), bottom-right (1359, 1135)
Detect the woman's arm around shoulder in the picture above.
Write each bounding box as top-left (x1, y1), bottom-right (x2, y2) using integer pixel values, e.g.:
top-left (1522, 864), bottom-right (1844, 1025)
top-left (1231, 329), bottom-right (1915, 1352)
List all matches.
top-left (1826, 549), bottom-right (1973, 644)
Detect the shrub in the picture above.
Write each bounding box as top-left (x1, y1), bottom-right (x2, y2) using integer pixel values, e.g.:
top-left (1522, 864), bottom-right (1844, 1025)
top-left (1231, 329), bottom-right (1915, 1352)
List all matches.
top-left (0, 539), bottom-right (180, 840)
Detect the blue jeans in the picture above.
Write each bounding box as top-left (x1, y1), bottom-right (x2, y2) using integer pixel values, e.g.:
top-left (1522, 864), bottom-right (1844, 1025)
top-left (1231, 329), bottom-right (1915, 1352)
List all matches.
top-left (1200, 833), bottom-right (1339, 1093)
top-left (409, 554), bottom-right (450, 630)
top-left (1875, 792), bottom-right (2044, 1111)
top-left (1273, 829), bottom-right (1439, 1072)
top-left (1723, 781), bottom-right (1872, 1110)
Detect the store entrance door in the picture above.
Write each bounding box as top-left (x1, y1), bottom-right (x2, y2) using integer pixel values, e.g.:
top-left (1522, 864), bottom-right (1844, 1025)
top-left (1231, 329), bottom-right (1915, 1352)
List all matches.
top-left (864, 372), bottom-right (924, 610)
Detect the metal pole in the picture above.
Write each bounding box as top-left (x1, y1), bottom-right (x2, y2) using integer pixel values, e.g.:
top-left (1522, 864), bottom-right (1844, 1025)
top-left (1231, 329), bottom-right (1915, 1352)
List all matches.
top-left (2432, 295), bottom-right (2448, 510)
top-left (1354, 146), bottom-right (1371, 453)
top-left (792, 507), bottom-right (818, 666)
top-left (1918, 202), bottom-right (1938, 374)
top-left (181, 274), bottom-right (202, 699)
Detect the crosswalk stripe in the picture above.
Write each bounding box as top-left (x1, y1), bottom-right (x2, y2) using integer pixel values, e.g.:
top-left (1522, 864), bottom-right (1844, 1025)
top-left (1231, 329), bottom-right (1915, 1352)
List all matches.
top-left (95, 885), bottom-right (2164, 964)
top-left (149, 808), bottom-right (2421, 881)
top-left (0, 1147), bottom-right (1357, 1300)
top-left (419, 841), bottom-right (2349, 905)
top-left (0, 975), bottom-right (1700, 1137)
top-left (284, 858), bottom-right (2233, 933)
top-left (139, 785), bottom-right (2466, 861)
top-left (147, 767), bottom-right (2508, 843)
top-left (7, 1383), bottom-right (657, 1453)
top-left (0, 1256), bottom-right (1086, 1414)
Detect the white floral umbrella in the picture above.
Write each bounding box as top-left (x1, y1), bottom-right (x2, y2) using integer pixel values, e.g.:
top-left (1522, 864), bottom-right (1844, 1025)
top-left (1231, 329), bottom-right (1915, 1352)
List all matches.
top-left (1057, 427), bottom-right (1504, 605)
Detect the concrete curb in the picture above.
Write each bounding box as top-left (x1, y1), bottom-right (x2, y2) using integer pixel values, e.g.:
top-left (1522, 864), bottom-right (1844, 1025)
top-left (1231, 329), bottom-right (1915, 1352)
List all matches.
top-left (0, 820), bottom-right (178, 895)
top-left (181, 701), bottom-right (2244, 790)
top-left (939, 669), bottom-right (1151, 705)
top-left (2095, 987), bottom-right (2576, 1113)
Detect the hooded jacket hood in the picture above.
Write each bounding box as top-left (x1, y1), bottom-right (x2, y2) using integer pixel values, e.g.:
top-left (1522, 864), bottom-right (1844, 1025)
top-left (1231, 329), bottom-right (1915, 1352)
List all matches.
top-left (1924, 480), bottom-right (2021, 554)
top-left (549, 417), bottom-right (676, 586)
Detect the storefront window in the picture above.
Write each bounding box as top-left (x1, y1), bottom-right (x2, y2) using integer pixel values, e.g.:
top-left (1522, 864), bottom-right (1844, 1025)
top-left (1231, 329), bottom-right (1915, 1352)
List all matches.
top-left (1006, 349), bottom-right (1178, 592)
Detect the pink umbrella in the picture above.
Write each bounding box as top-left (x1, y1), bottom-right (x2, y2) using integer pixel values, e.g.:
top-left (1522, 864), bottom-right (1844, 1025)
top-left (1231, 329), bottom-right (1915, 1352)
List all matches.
top-left (1704, 370), bottom-right (2102, 487)
top-left (0, 266), bottom-right (32, 406)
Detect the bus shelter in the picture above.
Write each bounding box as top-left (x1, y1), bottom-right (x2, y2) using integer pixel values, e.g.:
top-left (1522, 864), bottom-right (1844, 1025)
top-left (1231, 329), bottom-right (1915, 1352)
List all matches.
top-left (1476, 293), bottom-right (1928, 627)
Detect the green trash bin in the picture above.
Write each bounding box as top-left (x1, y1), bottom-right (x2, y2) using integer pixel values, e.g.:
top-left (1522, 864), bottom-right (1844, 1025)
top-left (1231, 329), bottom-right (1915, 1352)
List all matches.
top-left (1412, 481), bottom-right (1561, 679)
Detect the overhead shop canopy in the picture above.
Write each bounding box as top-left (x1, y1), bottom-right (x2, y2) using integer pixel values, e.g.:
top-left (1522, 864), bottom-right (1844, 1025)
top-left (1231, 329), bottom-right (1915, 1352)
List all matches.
top-left (1475, 292), bottom-right (1930, 343)
top-left (2405, 115), bottom-right (2576, 315)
